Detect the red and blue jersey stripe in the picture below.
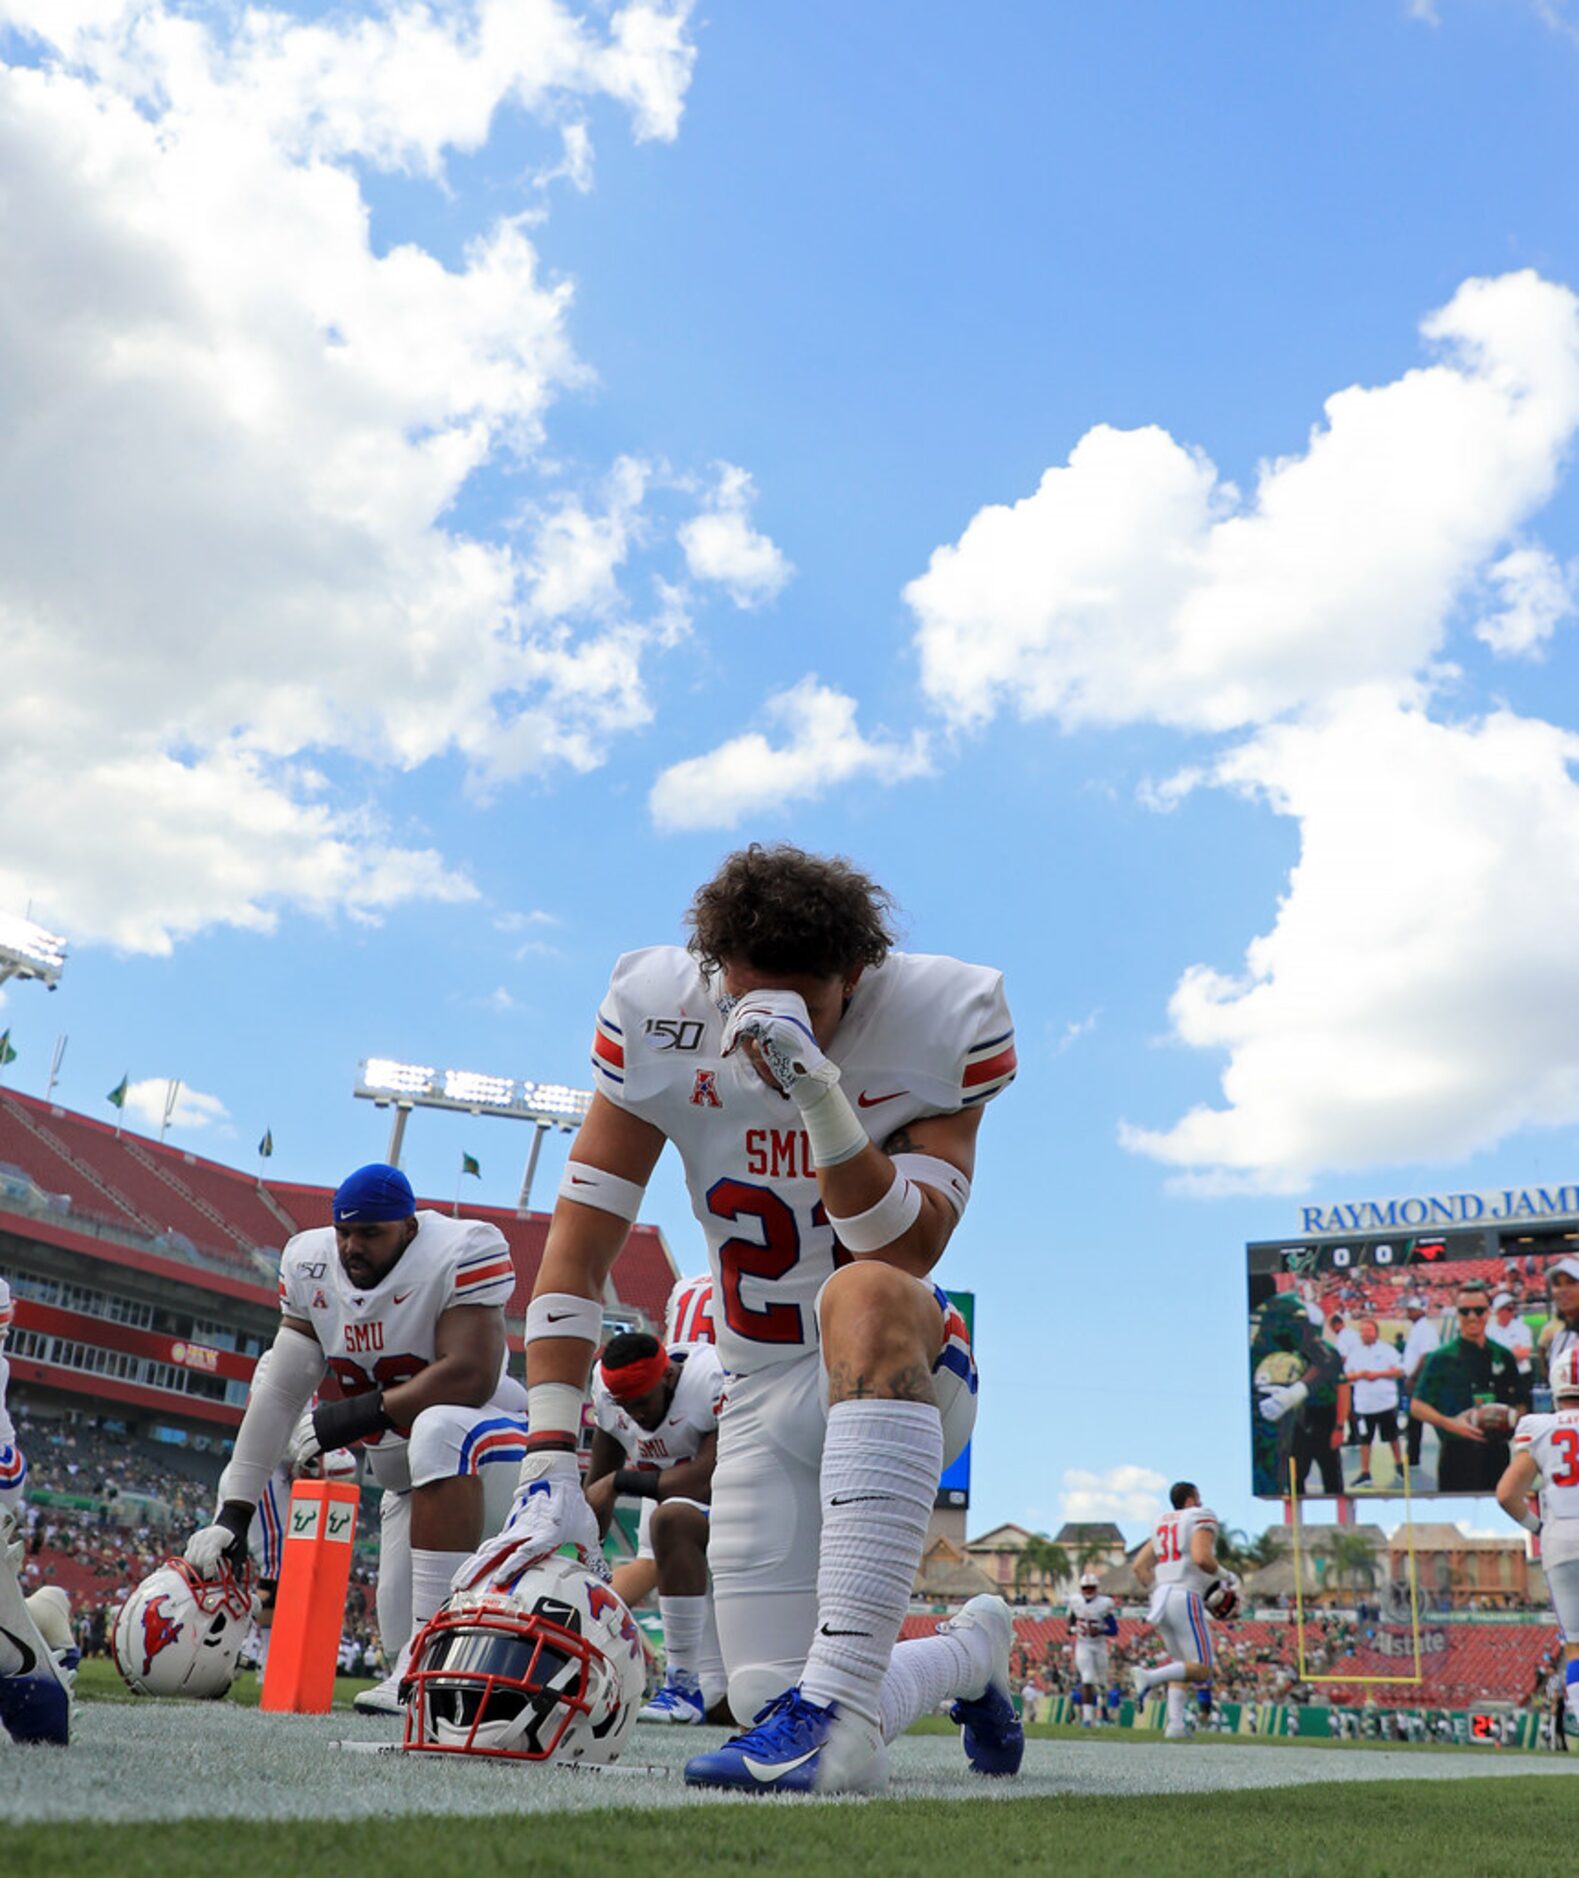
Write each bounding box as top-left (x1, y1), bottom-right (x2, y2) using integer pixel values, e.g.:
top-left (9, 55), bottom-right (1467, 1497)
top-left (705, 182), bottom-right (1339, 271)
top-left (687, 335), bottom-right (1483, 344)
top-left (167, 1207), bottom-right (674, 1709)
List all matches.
top-left (961, 1029), bottom-right (1017, 1105)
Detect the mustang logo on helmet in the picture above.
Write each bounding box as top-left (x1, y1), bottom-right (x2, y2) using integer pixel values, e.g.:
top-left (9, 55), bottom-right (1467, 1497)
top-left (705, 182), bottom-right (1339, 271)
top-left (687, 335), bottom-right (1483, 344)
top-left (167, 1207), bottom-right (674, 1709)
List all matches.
top-left (139, 1593), bottom-right (185, 1676)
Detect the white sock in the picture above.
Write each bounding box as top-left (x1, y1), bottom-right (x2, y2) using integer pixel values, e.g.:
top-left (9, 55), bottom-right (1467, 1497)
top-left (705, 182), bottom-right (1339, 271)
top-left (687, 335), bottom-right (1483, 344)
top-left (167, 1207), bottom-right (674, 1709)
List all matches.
top-left (659, 1594), bottom-right (706, 1690)
top-left (409, 1547), bottom-right (468, 1650)
top-left (696, 1590), bottom-right (727, 1709)
top-left (876, 1624), bottom-right (993, 1743)
top-left (801, 1400), bottom-right (943, 1726)
top-left (1166, 1684), bottom-right (1187, 1729)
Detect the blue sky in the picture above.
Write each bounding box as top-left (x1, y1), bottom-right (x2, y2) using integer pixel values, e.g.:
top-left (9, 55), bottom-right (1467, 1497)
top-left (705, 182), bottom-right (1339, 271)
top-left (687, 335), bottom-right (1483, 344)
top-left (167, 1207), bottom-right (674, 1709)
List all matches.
top-left (3, 0), bottom-right (1579, 1543)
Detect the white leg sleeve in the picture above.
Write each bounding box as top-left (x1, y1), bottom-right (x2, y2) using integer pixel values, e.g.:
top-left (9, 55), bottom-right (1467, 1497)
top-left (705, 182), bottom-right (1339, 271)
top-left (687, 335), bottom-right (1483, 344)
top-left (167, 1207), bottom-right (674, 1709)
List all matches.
top-left (376, 1489), bottom-right (413, 1660)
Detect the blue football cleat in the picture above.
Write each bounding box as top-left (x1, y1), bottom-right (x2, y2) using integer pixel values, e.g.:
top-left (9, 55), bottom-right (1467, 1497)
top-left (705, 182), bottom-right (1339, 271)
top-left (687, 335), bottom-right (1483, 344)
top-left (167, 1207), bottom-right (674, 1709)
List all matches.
top-left (639, 1677), bottom-right (707, 1725)
top-left (942, 1594), bottom-right (1024, 1777)
top-left (683, 1687), bottom-right (884, 1793)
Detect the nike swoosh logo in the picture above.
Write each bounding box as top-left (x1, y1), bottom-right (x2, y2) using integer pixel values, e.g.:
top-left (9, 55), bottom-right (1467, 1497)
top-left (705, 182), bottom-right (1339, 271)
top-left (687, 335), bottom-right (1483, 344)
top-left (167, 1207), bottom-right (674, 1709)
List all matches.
top-left (819, 1623), bottom-right (871, 1637)
top-left (0, 1624), bottom-right (37, 1675)
top-left (546, 1311), bottom-right (578, 1323)
top-left (570, 1175), bottom-right (594, 1185)
top-left (829, 1492), bottom-right (891, 1506)
top-left (393, 1291), bottom-right (413, 1304)
top-left (743, 1747), bottom-right (820, 1780)
top-left (857, 1090), bottom-right (903, 1108)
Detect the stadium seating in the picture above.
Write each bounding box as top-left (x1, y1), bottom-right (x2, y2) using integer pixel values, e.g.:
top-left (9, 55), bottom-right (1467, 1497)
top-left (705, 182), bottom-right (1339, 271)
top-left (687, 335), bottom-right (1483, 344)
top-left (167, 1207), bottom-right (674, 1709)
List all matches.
top-left (0, 1088), bottom-right (677, 1326)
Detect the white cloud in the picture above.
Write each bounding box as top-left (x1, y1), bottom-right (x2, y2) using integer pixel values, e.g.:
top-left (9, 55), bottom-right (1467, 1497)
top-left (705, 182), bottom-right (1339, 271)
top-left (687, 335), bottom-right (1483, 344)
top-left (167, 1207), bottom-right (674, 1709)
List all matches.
top-left (1054, 1009), bottom-right (1100, 1054)
top-left (649, 678), bottom-right (931, 831)
top-left (123, 1077), bottom-right (230, 1132)
top-left (0, 2), bottom-right (698, 951)
top-left (905, 272), bottom-right (1579, 734)
top-left (493, 909), bottom-right (560, 933)
top-left (678, 464), bottom-right (792, 608)
top-left (1059, 1463), bottom-right (1168, 1532)
top-left (1121, 692), bottom-right (1579, 1192)
top-left (1476, 545), bottom-right (1577, 657)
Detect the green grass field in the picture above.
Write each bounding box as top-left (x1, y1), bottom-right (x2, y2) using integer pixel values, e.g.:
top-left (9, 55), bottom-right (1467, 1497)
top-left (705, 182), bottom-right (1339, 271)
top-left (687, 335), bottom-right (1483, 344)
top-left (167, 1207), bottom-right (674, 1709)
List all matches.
top-left (9, 1779), bottom-right (1579, 1877)
top-left (73, 1654), bottom-right (377, 1710)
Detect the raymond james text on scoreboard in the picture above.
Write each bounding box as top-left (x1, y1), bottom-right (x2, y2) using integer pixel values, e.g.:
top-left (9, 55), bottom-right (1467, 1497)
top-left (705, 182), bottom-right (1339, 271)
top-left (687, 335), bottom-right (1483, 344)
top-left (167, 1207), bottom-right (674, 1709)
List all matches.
top-left (1300, 1185), bottom-right (1579, 1236)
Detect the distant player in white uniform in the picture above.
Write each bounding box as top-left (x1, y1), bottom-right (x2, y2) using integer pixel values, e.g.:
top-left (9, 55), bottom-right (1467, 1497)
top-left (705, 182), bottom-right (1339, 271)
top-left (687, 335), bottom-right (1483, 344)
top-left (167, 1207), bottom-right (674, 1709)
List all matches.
top-left (585, 1331), bottom-right (726, 1723)
top-left (460, 844), bottom-right (1022, 1793)
top-left (1131, 1481), bottom-right (1238, 1739)
top-left (1498, 1345), bottom-right (1579, 1740)
top-left (183, 1163), bottom-right (528, 1716)
top-left (1066, 1571), bottom-right (1118, 1726)
top-left (665, 1271), bottom-right (716, 1347)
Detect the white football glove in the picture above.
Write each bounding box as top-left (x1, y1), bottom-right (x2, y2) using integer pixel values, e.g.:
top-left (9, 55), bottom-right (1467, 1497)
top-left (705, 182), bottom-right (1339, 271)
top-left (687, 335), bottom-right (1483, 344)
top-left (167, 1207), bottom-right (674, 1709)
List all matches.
top-left (1258, 1380), bottom-right (1309, 1424)
top-left (185, 1523), bottom-right (244, 1578)
top-left (720, 988), bottom-right (837, 1103)
top-left (451, 1452), bottom-right (606, 1593)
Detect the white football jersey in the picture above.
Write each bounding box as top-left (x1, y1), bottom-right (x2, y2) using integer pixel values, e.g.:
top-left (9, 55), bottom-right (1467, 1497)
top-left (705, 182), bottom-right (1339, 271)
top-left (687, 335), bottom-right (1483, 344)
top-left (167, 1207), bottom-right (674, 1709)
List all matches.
top-left (1068, 1591), bottom-right (1117, 1638)
top-left (589, 946), bottom-right (1014, 1373)
top-left (665, 1272), bottom-right (717, 1346)
top-left (1514, 1407), bottom-right (1579, 1564)
top-left (591, 1342), bottom-right (726, 1468)
top-left (1151, 1504), bottom-right (1219, 1595)
top-left (278, 1211), bottom-right (517, 1457)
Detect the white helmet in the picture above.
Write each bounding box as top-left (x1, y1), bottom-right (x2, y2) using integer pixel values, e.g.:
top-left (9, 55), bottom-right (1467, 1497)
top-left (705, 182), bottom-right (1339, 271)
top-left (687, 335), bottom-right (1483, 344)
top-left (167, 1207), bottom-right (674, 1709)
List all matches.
top-left (111, 1559), bottom-right (255, 1698)
top-left (1552, 1345), bottom-right (1579, 1399)
top-left (1079, 1572), bottom-right (1100, 1594)
top-left (403, 1556), bottom-right (644, 1765)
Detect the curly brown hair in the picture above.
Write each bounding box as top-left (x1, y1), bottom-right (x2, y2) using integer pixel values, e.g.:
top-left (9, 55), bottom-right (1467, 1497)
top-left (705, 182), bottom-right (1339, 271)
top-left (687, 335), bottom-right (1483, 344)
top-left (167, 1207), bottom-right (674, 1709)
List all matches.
top-left (686, 844), bottom-right (898, 979)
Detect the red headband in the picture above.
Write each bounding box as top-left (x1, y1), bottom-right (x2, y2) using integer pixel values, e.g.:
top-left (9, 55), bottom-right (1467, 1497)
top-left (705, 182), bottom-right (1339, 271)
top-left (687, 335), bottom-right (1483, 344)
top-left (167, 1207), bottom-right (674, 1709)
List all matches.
top-left (600, 1348), bottom-right (668, 1401)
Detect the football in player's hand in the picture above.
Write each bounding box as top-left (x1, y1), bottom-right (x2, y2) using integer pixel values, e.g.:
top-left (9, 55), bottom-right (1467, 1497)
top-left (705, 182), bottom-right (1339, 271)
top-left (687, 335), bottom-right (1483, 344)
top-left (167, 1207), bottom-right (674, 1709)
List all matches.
top-left (1466, 1402), bottom-right (1517, 1437)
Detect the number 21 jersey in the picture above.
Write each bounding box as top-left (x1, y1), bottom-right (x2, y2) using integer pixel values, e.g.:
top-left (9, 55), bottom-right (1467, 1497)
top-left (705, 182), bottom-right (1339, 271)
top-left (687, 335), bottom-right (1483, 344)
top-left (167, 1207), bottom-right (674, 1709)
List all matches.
top-left (589, 945), bottom-right (1014, 1374)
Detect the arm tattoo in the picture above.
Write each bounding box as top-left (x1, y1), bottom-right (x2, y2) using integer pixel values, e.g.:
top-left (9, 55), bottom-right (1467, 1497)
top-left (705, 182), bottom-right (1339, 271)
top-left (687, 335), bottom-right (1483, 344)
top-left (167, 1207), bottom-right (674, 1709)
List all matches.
top-left (882, 1126), bottom-right (920, 1155)
top-left (825, 1360), bottom-right (936, 1408)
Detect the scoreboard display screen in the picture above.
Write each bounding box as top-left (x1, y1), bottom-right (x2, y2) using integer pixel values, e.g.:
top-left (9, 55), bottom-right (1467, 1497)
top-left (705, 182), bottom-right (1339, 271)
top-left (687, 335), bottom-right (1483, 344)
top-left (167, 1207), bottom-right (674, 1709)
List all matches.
top-left (1246, 1223), bottom-right (1579, 1499)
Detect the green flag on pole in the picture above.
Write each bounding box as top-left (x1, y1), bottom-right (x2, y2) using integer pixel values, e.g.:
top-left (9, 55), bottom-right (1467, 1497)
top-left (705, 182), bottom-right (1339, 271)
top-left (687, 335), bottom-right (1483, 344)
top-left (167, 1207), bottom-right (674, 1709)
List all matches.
top-left (107, 1074), bottom-right (129, 1108)
top-left (258, 1128), bottom-right (274, 1160)
top-left (462, 1153), bottom-right (481, 1178)
top-left (0, 1031), bottom-right (16, 1068)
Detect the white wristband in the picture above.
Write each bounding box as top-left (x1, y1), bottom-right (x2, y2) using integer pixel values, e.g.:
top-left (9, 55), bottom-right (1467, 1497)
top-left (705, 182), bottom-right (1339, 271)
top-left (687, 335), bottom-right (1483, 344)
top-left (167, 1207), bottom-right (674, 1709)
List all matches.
top-left (1518, 1509), bottom-right (1542, 1533)
top-left (527, 1381), bottom-right (587, 1441)
top-left (797, 1075), bottom-right (870, 1168)
top-left (890, 1153), bottom-right (971, 1221)
top-left (559, 1161), bottom-right (647, 1222)
top-left (826, 1170), bottom-right (923, 1253)
top-left (526, 1292), bottom-right (603, 1344)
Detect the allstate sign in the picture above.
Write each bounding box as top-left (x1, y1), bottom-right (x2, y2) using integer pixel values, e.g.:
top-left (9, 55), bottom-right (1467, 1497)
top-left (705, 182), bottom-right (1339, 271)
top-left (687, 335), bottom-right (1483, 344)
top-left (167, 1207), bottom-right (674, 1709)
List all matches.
top-left (1300, 1186), bottom-right (1579, 1235)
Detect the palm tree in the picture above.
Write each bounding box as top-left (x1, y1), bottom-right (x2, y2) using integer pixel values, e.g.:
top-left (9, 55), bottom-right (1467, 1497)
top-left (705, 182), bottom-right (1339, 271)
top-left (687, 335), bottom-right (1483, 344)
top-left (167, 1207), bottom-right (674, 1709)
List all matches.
top-left (1074, 1538), bottom-right (1111, 1577)
top-left (1326, 1529), bottom-right (1380, 1596)
top-left (1214, 1526), bottom-right (1254, 1573)
top-left (1013, 1535), bottom-right (1071, 1599)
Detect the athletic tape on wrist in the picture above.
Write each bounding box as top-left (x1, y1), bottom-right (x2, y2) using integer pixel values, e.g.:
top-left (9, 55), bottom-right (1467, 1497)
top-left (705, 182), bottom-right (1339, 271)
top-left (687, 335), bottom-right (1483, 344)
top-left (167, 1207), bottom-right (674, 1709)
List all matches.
top-left (525, 1292), bottom-right (603, 1344)
top-left (558, 1161), bottom-right (647, 1222)
top-left (826, 1169), bottom-right (923, 1253)
top-left (889, 1153), bottom-right (971, 1221)
top-left (527, 1381), bottom-right (587, 1441)
top-left (797, 1076), bottom-right (870, 1168)
top-left (1518, 1509), bottom-right (1542, 1533)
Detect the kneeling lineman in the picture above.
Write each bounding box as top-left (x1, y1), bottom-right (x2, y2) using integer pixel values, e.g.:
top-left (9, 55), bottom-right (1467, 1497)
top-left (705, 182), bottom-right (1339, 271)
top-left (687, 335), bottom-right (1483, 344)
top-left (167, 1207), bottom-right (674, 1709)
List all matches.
top-left (183, 1164), bottom-right (528, 1715)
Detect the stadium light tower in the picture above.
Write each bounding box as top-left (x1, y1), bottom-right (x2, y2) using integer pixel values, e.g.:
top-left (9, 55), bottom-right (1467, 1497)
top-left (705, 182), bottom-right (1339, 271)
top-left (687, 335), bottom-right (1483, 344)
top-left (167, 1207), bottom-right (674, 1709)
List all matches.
top-left (353, 1058), bottom-right (593, 1212)
top-left (0, 913), bottom-right (68, 992)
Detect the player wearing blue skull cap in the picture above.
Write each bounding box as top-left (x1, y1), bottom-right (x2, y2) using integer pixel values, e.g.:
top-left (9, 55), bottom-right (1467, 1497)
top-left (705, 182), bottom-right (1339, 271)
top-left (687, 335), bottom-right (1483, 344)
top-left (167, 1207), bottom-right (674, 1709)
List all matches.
top-left (182, 1161), bottom-right (529, 1716)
